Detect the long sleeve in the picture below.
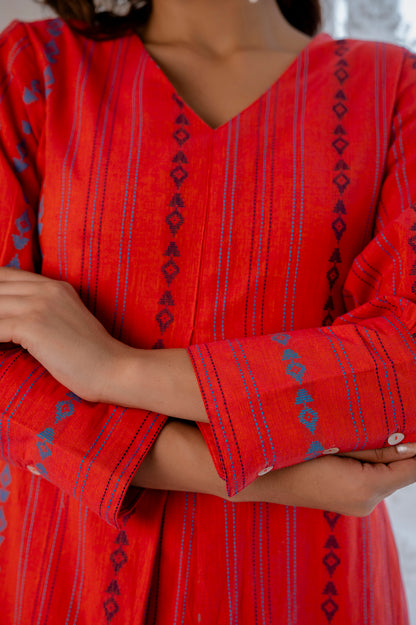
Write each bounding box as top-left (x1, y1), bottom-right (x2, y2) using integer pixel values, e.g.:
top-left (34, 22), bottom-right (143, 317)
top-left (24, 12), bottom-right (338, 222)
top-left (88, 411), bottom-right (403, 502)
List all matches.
top-left (0, 21), bottom-right (166, 527)
top-left (188, 47), bottom-right (416, 497)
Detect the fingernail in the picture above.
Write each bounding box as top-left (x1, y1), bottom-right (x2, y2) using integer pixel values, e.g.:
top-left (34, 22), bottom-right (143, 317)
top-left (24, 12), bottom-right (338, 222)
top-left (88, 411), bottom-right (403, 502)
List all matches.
top-left (397, 443), bottom-right (416, 455)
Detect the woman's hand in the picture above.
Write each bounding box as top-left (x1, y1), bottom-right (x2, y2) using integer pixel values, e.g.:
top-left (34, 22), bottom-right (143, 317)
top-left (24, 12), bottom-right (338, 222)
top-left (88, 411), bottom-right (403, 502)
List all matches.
top-left (3, 266), bottom-right (416, 515)
top-left (240, 451), bottom-right (416, 516)
top-left (134, 421), bottom-right (416, 516)
top-left (240, 444), bottom-right (416, 515)
top-left (0, 267), bottom-right (125, 401)
top-left (0, 267), bottom-right (208, 419)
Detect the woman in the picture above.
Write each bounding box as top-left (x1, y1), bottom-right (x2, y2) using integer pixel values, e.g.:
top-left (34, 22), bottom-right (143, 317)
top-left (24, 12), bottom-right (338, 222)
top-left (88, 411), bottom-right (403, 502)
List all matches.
top-left (1, 0), bottom-right (416, 622)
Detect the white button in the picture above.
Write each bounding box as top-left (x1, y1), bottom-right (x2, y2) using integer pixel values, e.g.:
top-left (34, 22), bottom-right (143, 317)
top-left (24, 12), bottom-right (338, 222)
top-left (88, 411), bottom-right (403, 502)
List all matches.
top-left (258, 466), bottom-right (273, 476)
top-left (388, 432), bottom-right (405, 445)
top-left (27, 465), bottom-right (41, 476)
top-left (322, 447), bottom-right (340, 455)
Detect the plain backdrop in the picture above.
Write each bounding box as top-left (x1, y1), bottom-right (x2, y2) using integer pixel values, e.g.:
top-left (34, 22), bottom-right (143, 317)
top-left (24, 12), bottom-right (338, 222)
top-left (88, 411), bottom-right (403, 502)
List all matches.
top-left (1, 0), bottom-right (54, 25)
top-left (1, 0), bottom-right (416, 623)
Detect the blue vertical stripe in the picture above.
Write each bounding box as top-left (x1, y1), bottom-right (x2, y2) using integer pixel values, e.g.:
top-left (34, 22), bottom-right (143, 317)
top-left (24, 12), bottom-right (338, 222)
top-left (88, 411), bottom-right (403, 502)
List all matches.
top-left (71, 507), bottom-right (88, 625)
top-left (258, 503), bottom-right (267, 625)
top-left (58, 42), bottom-right (94, 281)
top-left (35, 491), bottom-right (66, 625)
top-left (371, 324), bottom-right (406, 430)
top-left (28, 490), bottom-right (59, 625)
top-left (232, 503), bottom-right (239, 623)
top-left (173, 493), bottom-right (189, 625)
top-left (362, 44), bottom-right (382, 245)
top-left (290, 49), bottom-right (309, 331)
top-left (2, 368), bottom-right (45, 461)
top-left (213, 122), bottom-right (232, 342)
top-left (319, 327), bottom-right (363, 448)
top-left (391, 137), bottom-right (407, 215)
top-left (244, 99), bottom-right (262, 338)
top-left (76, 408), bottom-right (122, 502)
top-left (64, 506), bottom-right (88, 625)
top-left (118, 55), bottom-right (147, 338)
top-left (265, 506), bottom-right (272, 624)
top-left (223, 501), bottom-right (234, 625)
top-left (282, 55), bottom-right (302, 330)
top-left (234, 339), bottom-right (276, 465)
top-left (252, 89), bottom-right (271, 336)
top-left (367, 517), bottom-right (375, 625)
top-left (221, 116), bottom-right (240, 341)
top-left (252, 504), bottom-right (259, 625)
top-left (112, 53), bottom-right (147, 336)
top-left (194, 345), bottom-right (239, 493)
top-left (328, 326), bottom-right (368, 443)
top-left (285, 506), bottom-right (292, 625)
top-left (6, 36), bottom-right (31, 73)
top-left (260, 85), bottom-right (279, 334)
top-left (180, 494), bottom-right (196, 625)
top-left (84, 40), bottom-right (124, 302)
top-left (228, 341), bottom-right (268, 465)
top-left (44, 495), bottom-right (70, 621)
top-left (384, 313), bottom-right (416, 367)
top-left (13, 477), bottom-right (41, 625)
top-left (362, 517), bottom-right (368, 625)
top-left (80, 41), bottom-right (116, 297)
top-left (104, 412), bottom-right (162, 523)
top-left (292, 508), bottom-right (298, 624)
top-left (357, 326), bottom-right (390, 433)
top-left (91, 40), bottom-right (132, 314)
top-left (395, 110), bottom-right (412, 207)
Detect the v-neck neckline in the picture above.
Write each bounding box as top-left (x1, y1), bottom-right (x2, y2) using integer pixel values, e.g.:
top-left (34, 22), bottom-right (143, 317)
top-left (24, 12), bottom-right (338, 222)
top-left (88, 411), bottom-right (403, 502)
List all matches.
top-left (134, 31), bottom-right (331, 132)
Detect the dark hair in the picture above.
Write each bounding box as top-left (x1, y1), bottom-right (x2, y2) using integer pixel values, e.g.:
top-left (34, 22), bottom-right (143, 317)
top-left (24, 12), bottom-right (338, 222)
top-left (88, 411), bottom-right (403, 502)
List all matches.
top-left (39, 0), bottom-right (321, 39)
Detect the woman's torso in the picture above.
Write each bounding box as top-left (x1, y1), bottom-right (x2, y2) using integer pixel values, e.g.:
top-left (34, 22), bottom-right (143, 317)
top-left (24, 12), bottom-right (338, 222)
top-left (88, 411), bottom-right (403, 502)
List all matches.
top-left (0, 19), bottom-right (410, 624)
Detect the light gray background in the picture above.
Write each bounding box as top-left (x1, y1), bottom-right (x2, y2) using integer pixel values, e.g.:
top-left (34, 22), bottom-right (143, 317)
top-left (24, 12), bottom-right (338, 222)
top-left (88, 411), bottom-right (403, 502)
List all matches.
top-left (1, 0), bottom-right (416, 622)
top-left (0, 1), bottom-right (54, 25)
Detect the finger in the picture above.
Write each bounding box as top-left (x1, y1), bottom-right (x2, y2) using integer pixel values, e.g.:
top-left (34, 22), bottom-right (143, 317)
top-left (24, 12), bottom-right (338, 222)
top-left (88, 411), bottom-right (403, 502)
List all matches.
top-left (372, 456), bottom-right (416, 495)
top-left (0, 267), bottom-right (49, 282)
top-left (340, 442), bottom-right (416, 464)
top-left (343, 457), bottom-right (416, 516)
top-left (0, 316), bottom-right (24, 345)
top-left (0, 282), bottom-right (45, 295)
top-left (0, 295), bottom-right (31, 317)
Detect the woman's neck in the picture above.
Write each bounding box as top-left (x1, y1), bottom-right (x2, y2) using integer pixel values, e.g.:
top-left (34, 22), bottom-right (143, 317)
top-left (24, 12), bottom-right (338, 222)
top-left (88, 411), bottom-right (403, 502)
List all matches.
top-left (139, 0), bottom-right (310, 57)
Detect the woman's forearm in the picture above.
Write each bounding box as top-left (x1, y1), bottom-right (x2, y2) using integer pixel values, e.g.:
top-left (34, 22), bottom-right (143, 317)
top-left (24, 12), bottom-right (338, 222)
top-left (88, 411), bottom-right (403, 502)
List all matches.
top-left (104, 346), bottom-right (209, 422)
top-left (1, 268), bottom-right (415, 515)
top-left (131, 419), bottom-right (224, 494)
top-left (132, 420), bottom-right (416, 517)
top-left (0, 268), bottom-right (207, 421)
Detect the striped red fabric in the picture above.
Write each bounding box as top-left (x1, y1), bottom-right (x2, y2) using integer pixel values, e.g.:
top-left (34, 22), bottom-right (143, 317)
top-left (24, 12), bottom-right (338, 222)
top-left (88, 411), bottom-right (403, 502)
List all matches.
top-left (0, 17), bottom-right (414, 624)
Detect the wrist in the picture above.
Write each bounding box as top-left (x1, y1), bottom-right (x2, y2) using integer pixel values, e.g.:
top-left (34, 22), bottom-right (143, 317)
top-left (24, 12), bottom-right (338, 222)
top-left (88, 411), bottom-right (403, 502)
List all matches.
top-left (97, 341), bottom-right (146, 407)
top-left (98, 344), bottom-right (208, 423)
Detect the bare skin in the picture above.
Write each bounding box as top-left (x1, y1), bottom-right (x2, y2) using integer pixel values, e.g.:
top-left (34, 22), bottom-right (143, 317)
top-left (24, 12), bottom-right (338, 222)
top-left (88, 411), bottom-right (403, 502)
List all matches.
top-left (134, 420), bottom-right (416, 517)
top-left (137, 0), bottom-right (312, 129)
top-left (1, 266), bottom-right (416, 516)
top-left (1, 0), bottom-right (415, 516)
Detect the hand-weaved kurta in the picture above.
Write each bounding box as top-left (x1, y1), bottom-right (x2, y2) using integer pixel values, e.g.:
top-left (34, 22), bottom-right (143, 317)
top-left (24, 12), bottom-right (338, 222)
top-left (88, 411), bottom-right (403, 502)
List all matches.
top-left (0, 17), bottom-right (415, 624)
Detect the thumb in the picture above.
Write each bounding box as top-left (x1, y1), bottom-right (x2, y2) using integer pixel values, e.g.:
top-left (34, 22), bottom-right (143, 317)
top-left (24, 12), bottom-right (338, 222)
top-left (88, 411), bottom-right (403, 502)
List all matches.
top-left (343, 442), bottom-right (416, 464)
top-left (374, 456), bottom-right (416, 498)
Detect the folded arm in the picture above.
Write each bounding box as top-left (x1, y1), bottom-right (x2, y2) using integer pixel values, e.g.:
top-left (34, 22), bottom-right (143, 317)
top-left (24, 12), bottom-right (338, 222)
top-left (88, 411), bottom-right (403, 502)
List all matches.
top-left (132, 419), bottom-right (416, 517)
top-left (3, 264), bottom-right (416, 519)
top-left (3, 22), bottom-right (416, 522)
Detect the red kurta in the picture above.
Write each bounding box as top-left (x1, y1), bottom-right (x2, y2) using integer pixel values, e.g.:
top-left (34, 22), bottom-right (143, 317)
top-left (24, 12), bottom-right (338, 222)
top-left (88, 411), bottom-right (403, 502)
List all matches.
top-left (0, 17), bottom-right (415, 624)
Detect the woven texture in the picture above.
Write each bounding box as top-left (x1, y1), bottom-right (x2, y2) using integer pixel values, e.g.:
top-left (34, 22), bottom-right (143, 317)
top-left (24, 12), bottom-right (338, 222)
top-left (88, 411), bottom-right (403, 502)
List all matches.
top-left (0, 18), bottom-right (415, 624)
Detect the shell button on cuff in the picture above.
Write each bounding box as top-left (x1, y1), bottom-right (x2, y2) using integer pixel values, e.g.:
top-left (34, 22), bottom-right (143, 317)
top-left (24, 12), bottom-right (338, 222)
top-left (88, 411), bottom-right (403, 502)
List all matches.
top-left (388, 432), bottom-right (405, 445)
top-left (322, 447), bottom-right (340, 455)
top-left (27, 465), bottom-right (42, 476)
top-left (258, 466), bottom-right (273, 476)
